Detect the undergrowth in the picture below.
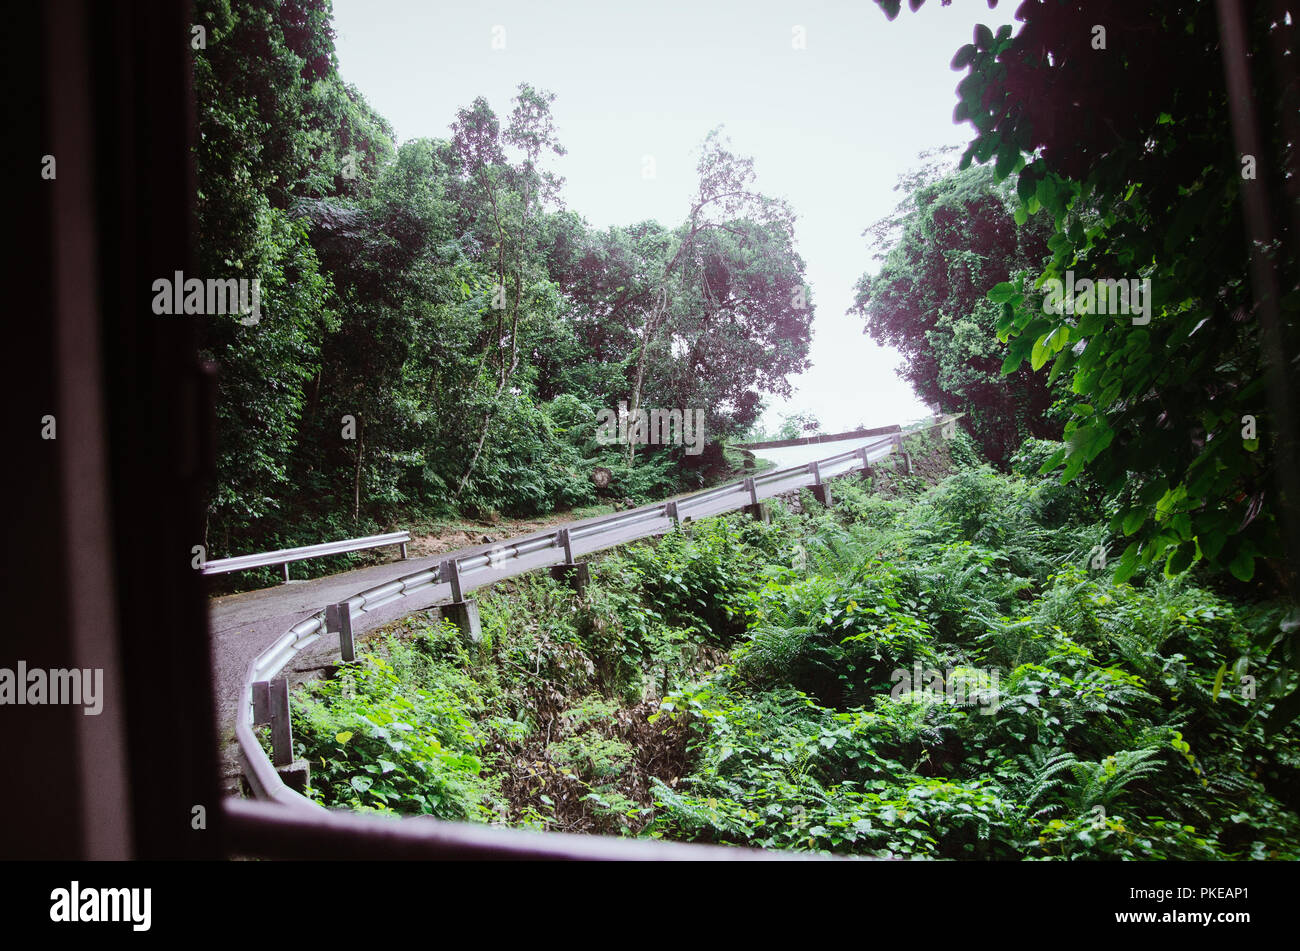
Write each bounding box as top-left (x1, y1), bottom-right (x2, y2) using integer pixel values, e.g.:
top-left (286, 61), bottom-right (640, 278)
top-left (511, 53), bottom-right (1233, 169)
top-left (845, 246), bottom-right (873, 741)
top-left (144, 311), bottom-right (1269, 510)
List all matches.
top-left (283, 438), bottom-right (1300, 858)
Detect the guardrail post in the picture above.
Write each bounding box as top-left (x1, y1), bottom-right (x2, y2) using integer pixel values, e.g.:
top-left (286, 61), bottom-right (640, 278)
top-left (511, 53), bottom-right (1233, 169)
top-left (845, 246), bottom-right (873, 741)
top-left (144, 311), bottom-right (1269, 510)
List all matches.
top-left (399, 541), bottom-right (408, 560)
top-left (548, 527), bottom-right (590, 595)
top-left (252, 680), bottom-right (271, 725)
top-left (250, 678), bottom-right (309, 790)
top-left (440, 558), bottom-right (464, 603)
top-left (742, 477), bottom-right (768, 523)
top-left (857, 447), bottom-right (873, 480)
top-left (669, 500), bottom-right (693, 535)
top-left (281, 562), bottom-right (290, 584)
top-left (269, 678), bottom-right (293, 767)
top-left (439, 558), bottom-right (481, 642)
top-left (809, 461), bottom-right (832, 507)
top-left (883, 433), bottom-right (915, 472)
top-left (890, 433), bottom-right (913, 475)
top-left (326, 601), bottom-right (355, 663)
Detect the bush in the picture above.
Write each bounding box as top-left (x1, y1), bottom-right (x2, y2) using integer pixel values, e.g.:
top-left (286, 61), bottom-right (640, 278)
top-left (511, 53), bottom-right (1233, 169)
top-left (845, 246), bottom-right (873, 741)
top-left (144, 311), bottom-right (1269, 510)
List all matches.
top-left (286, 454), bottom-right (1300, 859)
top-left (290, 624), bottom-right (497, 820)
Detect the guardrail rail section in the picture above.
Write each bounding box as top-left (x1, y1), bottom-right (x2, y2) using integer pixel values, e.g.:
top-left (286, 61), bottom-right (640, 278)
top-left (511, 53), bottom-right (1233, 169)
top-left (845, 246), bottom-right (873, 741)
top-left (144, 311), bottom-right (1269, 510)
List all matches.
top-left (226, 419), bottom-right (954, 854)
top-left (203, 531), bottom-right (411, 583)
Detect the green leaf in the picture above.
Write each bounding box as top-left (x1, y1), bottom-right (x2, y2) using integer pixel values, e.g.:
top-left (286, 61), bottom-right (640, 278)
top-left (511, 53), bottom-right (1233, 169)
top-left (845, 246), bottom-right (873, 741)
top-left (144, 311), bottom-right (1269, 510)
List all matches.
top-left (1017, 168), bottom-right (1038, 202)
top-left (1030, 335), bottom-right (1051, 371)
top-left (1036, 447), bottom-right (1067, 474)
top-left (1265, 687), bottom-right (1300, 736)
top-left (1061, 452), bottom-right (1087, 484)
top-left (1198, 530), bottom-right (1227, 562)
top-left (1001, 336), bottom-right (1033, 374)
top-left (1165, 540), bottom-right (1196, 576)
top-left (1211, 663), bottom-right (1227, 701)
top-left (1122, 508), bottom-right (1146, 536)
top-left (1114, 543), bottom-right (1140, 583)
top-left (988, 281), bottom-right (1019, 303)
top-left (335, 731), bottom-right (353, 745)
top-left (995, 142), bottom-right (1019, 179)
top-left (1228, 550), bottom-right (1255, 582)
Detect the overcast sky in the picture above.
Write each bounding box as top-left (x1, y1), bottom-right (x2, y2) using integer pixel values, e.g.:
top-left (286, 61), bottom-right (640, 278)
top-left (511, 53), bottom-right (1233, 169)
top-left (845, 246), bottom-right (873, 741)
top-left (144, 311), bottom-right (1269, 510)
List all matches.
top-left (331, 0), bottom-right (1017, 434)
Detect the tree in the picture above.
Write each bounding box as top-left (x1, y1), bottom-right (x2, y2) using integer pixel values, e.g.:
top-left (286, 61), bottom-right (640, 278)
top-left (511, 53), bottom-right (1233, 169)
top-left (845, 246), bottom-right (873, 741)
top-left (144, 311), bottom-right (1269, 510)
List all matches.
top-left (194, 3), bottom-right (822, 554)
top-left (450, 84), bottom-right (566, 497)
top-left (853, 161), bottom-right (1062, 466)
top-left (624, 129), bottom-right (807, 463)
top-left (777, 411), bottom-right (822, 440)
top-left (545, 177), bottom-right (815, 460)
top-left (194, 0), bottom-right (365, 547)
top-left (875, 0), bottom-right (1300, 722)
top-left (291, 137), bottom-right (462, 523)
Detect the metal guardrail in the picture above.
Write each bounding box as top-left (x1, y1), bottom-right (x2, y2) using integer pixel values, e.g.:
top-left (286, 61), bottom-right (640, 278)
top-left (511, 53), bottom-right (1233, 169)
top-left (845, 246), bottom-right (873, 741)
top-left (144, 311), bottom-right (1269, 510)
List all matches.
top-left (230, 421), bottom-right (952, 852)
top-left (203, 530), bottom-right (411, 583)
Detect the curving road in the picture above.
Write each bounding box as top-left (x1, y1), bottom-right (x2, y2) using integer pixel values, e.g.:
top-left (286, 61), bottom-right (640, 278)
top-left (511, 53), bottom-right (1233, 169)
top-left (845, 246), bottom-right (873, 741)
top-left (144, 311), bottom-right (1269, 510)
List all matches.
top-left (208, 432), bottom-right (902, 788)
top-left (209, 509), bottom-right (669, 782)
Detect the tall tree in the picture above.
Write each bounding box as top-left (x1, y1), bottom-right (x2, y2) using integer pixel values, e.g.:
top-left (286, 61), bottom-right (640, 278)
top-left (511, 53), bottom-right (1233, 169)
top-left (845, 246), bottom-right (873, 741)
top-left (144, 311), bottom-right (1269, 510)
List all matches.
top-left (625, 129), bottom-right (807, 462)
top-left (853, 162), bottom-right (1061, 466)
top-left (450, 84), bottom-right (566, 497)
top-left (194, 0), bottom-right (377, 547)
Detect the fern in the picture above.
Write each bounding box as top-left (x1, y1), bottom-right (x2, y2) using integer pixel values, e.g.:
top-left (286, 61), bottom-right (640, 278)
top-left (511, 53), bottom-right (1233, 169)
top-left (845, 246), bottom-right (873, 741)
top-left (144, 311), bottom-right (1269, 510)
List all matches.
top-left (1022, 752), bottom-right (1080, 817)
top-left (1020, 745), bottom-right (1166, 822)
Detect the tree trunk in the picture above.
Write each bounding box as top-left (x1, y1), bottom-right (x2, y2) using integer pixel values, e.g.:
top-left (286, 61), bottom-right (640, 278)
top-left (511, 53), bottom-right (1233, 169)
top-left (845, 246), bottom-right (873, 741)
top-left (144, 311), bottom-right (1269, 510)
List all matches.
top-left (626, 286), bottom-right (670, 465)
top-left (455, 399), bottom-right (497, 499)
top-left (353, 426), bottom-right (363, 523)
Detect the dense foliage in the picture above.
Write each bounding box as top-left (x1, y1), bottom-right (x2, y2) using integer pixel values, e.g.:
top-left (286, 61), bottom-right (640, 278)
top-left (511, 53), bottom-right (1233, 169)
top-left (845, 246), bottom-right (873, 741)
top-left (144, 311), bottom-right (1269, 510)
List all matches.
top-left (870, 0), bottom-right (1300, 720)
top-left (280, 432), bottom-right (1300, 857)
top-left (194, 0), bottom-right (814, 565)
top-left (853, 161), bottom-right (1064, 467)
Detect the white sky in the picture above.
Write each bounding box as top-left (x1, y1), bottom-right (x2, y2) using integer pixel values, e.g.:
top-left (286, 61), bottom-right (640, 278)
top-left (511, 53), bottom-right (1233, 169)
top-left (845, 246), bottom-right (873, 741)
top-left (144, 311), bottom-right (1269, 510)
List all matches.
top-left (331, 0), bottom-right (1017, 433)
